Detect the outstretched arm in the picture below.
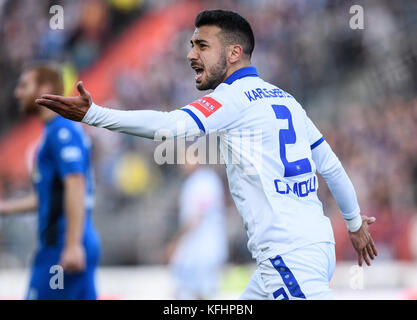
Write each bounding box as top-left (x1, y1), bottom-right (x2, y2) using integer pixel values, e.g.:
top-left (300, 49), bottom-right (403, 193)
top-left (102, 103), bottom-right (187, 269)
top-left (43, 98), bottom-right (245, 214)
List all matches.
top-left (36, 82), bottom-right (201, 140)
top-left (312, 140), bottom-right (378, 266)
top-left (0, 193), bottom-right (37, 216)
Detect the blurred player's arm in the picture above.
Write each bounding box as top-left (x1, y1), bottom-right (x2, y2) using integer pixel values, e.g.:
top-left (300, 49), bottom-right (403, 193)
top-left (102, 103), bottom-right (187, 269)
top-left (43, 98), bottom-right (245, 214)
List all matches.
top-left (312, 140), bottom-right (378, 266)
top-left (60, 174), bottom-right (86, 273)
top-left (0, 192), bottom-right (37, 215)
top-left (36, 82), bottom-right (201, 140)
top-left (164, 213), bottom-right (204, 263)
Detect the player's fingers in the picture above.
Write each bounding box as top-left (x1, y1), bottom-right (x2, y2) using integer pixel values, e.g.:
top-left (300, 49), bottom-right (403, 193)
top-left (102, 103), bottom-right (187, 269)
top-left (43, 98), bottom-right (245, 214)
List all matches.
top-left (64, 263), bottom-right (74, 272)
top-left (74, 260), bottom-right (85, 273)
top-left (62, 260), bottom-right (82, 273)
top-left (357, 250), bottom-right (363, 267)
top-left (59, 259), bottom-right (70, 272)
top-left (76, 81), bottom-right (85, 95)
top-left (366, 243), bottom-right (375, 260)
top-left (365, 216), bottom-right (376, 225)
top-left (362, 248), bottom-right (371, 266)
top-left (370, 237), bottom-right (378, 257)
top-left (78, 254), bottom-right (86, 268)
top-left (36, 98), bottom-right (67, 112)
top-left (77, 81), bottom-right (90, 98)
top-left (66, 263), bottom-right (80, 273)
top-left (40, 94), bottom-right (72, 106)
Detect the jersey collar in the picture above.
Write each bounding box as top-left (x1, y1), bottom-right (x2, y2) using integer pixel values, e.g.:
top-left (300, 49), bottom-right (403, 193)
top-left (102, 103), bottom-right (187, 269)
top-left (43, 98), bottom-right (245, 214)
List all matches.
top-left (223, 66), bottom-right (258, 85)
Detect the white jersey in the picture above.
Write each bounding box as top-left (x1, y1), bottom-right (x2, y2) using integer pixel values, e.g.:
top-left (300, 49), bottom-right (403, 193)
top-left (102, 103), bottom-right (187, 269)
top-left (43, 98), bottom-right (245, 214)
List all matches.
top-left (83, 66), bottom-right (361, 264)
top-left (181, 67), bottom-right (336, 263)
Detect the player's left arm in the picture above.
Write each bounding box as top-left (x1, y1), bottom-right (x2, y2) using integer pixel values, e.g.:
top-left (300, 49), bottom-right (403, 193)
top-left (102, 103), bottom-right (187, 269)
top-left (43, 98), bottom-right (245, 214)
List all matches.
top-left (164, 213), bottom-right (205, 263)
top-left (304, 110), bottom-right (378, 266)
top-left (36, 82), bottom-right (202, 140)
top-left (60, 173), bottom-right (86, 273)
top-left (312, 141), bottom-right (378, 266)
top-left (0, 192), bottom-right (37, 216)
top-left (50, 126), bottom-right (87, 273)
top-left (35, 82), bottom-right (238, 140)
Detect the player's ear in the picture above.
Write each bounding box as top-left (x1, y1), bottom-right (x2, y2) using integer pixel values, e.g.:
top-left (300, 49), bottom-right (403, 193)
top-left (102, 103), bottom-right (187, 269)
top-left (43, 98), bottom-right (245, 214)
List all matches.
top-left (228, 44), bottom-right (243, 64)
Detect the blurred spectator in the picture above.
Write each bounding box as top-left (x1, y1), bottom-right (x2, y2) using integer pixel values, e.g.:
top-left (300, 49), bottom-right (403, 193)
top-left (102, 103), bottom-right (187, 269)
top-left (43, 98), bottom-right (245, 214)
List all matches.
top-left (165, 163), bottom-right (228, 299)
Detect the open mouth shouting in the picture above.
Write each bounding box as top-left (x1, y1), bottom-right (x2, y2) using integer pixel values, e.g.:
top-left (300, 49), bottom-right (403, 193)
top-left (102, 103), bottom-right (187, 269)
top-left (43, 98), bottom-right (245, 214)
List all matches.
top-left (191, 63), bottom-right (205, 83)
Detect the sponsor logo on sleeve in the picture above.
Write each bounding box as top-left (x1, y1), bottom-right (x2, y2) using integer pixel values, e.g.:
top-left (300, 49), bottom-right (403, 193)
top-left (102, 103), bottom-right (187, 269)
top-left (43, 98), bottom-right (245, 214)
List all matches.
top-left (190, 96), bottom-right (222, 117)
top-left (60, 146), bottom-right (81, 162)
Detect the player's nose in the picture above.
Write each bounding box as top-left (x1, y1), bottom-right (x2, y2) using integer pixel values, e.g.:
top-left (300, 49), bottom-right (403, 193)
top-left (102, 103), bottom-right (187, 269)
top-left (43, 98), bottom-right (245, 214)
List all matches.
top-left (187, 47), bottom-right (198, 61)
top-left (14, 87), bottom-right (21, 99)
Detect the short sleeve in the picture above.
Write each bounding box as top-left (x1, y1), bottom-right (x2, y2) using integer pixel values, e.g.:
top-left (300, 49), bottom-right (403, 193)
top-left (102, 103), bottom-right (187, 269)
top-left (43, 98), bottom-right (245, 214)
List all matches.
top-left (180, 87), bottom-right (239, 134)
top-left (49, 125), bottom-right (85, 178)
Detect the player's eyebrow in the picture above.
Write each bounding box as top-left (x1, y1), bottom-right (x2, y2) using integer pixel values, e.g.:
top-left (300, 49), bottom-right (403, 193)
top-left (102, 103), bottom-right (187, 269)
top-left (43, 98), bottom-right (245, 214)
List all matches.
top-left (190, 39), bottom-right (209, 47)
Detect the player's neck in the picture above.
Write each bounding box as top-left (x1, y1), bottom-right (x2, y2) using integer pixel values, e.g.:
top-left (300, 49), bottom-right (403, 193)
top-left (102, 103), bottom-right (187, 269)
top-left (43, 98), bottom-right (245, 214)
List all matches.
top-left (38, 107), bottom-right (58, 123)
top-left (223, 60), bottom-right (251, 82)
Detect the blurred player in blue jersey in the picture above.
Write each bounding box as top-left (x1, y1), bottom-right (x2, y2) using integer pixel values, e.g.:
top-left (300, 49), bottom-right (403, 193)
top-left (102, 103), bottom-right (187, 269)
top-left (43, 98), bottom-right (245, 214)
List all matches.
top-left (38, 10), bottom-right (378, 299)
top-left (0, 63), bottom-right (100, 299)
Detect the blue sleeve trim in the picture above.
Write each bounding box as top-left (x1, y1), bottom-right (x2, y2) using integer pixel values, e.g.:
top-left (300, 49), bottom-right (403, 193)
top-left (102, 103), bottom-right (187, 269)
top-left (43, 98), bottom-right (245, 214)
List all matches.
top-left (180, 108), bottom-right (206, 133)
top-left (310, 137), bottom-right (325, 150)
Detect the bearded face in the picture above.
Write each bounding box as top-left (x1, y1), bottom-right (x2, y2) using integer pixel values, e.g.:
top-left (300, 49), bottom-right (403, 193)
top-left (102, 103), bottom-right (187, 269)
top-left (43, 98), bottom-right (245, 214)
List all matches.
top-left (14, 71), bottom-right (41, 115)
top-left (188, 26), bottom-right (229, 91)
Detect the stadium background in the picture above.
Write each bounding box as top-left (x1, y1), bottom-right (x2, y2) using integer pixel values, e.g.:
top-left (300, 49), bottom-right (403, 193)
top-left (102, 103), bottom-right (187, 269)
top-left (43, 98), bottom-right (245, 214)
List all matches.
top-left (0, 0), bottom-right (417, 299)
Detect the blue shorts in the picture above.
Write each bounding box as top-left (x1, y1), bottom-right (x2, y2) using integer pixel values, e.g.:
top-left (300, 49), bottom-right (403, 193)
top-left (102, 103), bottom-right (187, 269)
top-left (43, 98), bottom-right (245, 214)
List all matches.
top-left (26, 242), bottom-right (100, 300)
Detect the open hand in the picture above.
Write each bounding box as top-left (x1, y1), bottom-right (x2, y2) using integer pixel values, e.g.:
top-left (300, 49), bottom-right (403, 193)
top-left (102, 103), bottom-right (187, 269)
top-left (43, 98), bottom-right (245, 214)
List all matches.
top-left (349, 215), bottom-right (378, 266)
top-left (36, 81), bottom-right (92, 122)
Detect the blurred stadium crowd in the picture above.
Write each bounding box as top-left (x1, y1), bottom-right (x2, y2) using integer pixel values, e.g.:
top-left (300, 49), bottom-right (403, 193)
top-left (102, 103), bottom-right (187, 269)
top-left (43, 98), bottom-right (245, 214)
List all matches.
top-left (0, 0), bottom-right (416, 267)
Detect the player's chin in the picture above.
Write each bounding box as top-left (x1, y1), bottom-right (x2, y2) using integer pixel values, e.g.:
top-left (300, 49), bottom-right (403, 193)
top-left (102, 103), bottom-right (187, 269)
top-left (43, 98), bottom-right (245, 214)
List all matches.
top-left (21, 102), bottom-right (39, 115)
top-left (195, 79), bottom-right (210, 91)
top-left (195, 81), bottom-right (204, 90)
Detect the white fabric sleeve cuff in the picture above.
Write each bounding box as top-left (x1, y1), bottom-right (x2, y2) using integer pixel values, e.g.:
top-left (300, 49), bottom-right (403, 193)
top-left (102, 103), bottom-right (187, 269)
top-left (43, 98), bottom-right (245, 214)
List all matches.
top-left (345, 214), bottom-right (362, 232)
top-left (82, 102), bottom-right (100, 124)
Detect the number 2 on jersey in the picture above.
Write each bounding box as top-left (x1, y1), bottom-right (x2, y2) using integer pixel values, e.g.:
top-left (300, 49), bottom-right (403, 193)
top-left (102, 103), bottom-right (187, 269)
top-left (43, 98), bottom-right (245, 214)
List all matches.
top-left (271, 104), bottom-right (312, 177)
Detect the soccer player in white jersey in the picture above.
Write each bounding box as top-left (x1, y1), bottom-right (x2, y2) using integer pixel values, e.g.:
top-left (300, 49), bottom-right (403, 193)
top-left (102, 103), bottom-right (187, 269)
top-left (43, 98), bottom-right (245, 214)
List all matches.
top-left (165, 163), bottom-right (228, 299)
top-left (37, 9), bottom-right (378, 300)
